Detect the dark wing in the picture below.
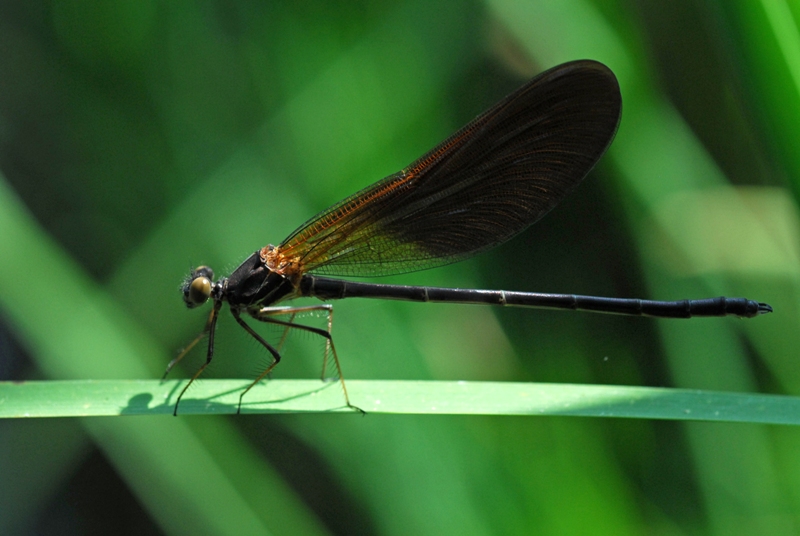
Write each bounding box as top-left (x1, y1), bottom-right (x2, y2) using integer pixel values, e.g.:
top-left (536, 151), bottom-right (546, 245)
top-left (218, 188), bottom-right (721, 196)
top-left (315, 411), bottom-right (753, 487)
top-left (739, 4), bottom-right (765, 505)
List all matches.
top-left (277, 60), bottom-right (622, 277)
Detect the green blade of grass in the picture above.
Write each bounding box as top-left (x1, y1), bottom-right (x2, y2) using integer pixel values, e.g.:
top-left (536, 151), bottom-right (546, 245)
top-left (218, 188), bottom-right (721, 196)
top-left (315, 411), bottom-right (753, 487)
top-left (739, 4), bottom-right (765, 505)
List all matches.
top-left (2, 379), bottom-right (800, 424)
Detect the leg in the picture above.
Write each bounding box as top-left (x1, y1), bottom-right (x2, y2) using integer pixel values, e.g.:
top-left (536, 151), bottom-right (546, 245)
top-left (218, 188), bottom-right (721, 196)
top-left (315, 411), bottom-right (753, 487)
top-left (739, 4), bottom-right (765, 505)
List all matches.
top-left (251, 305), bottom-right (363, 414)
top-left (164, 303), bottom-right (219, 380)
top-left (231, 308), bottom-right (283, 414)
top-left (254, 304), bottom-right (334, 378)
top-left (170, 299), bottom-right (223, 416)
top-left (275, 311), bottom-right (297, 353)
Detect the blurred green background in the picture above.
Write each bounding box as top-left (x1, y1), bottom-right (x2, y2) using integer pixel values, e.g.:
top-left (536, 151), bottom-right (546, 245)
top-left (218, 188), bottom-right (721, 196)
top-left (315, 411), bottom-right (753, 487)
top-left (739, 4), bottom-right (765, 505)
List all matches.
top-left (0, 1), bottom-right (798, 534)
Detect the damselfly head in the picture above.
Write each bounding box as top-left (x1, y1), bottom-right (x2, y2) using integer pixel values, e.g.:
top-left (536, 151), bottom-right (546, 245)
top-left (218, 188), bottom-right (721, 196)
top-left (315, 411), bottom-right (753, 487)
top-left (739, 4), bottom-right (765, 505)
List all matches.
top-left (182, 266), bottom-right (215, 308)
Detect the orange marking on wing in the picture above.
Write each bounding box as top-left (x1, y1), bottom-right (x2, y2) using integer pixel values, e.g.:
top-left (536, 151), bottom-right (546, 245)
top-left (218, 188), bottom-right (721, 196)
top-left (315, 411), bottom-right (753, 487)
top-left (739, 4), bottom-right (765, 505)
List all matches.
top-left (405, 127), bottom-right (475, 177)
top-left (276, 125), bottom-right (478, 267)
top-left (279, 172), bottom-right (415, 257)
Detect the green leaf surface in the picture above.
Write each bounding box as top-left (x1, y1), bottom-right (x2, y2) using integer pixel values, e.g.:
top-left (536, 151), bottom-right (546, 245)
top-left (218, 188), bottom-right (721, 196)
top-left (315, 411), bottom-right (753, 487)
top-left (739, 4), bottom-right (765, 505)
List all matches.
top-left (2, 379), bottom-right (799, 424)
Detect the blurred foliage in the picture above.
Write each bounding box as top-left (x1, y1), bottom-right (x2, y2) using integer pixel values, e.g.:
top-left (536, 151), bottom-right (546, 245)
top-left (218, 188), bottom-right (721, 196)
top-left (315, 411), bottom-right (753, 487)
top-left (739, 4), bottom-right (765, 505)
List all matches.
top-left (0, 1), bottom-right (798, 535)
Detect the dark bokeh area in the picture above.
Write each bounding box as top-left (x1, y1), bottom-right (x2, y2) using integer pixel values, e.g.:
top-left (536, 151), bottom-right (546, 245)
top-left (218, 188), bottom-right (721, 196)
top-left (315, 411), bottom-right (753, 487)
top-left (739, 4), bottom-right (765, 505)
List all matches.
top-left (1, 1), bottom-right (798, 535)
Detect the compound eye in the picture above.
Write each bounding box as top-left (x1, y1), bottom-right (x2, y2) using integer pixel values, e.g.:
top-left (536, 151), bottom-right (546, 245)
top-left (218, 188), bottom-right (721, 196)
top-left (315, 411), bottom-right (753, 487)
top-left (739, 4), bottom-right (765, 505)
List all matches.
top-left (186, 276), bottom-right (212, 307)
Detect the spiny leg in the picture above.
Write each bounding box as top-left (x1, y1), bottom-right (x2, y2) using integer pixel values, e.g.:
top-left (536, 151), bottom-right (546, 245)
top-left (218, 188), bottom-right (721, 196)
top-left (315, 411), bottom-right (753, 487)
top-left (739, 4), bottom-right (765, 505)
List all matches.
top-left (231, 308), bottom-right (282, 414)
top-left (252, 305), bottom-right (363, 414)
top-left (234, 310), bottom-right (298, 387)
top-left (164, 302), bottom-right (219, 380)
top-left (275, 311), bottom-right (297, 353)
top-left (171, 299), bottom-right (223, 416)
top-left (254, 304), bottom-right (334, 379)
top-left (245, 311), bottom-right (296, 385)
